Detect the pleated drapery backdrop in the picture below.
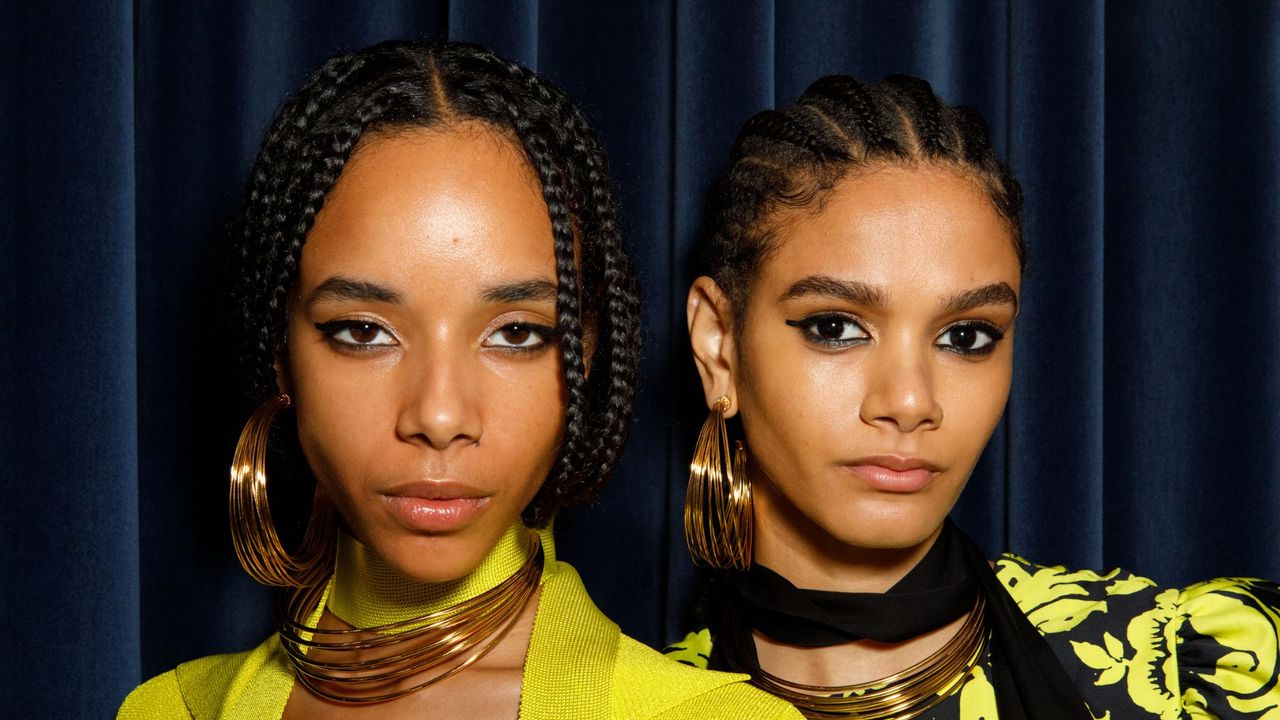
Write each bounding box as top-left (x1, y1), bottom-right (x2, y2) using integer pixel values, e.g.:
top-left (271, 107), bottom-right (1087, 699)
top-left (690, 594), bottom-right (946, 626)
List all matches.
top-left (4, 2), bottom-right (1279, 717)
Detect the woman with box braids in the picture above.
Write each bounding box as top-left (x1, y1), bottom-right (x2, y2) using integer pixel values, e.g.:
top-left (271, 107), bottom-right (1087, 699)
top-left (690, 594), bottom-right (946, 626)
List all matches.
top-left (121, 40), bottom-right (796, 719)
top-left (230, 40), bottom-right (636, 527)
top-left (670, 74), bottom-right (1280, 719)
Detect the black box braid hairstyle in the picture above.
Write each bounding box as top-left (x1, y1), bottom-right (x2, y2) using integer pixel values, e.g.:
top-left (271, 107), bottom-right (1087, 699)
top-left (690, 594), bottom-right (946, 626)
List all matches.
top-left (702, 74), bottom-right (1025, 330)
top-left (222, 40), bottom-right (641, 527)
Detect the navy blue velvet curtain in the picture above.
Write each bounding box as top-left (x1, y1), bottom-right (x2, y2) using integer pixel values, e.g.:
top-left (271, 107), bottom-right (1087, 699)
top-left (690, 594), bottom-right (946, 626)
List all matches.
top-left (4, 2), bottom-right (1279, 717)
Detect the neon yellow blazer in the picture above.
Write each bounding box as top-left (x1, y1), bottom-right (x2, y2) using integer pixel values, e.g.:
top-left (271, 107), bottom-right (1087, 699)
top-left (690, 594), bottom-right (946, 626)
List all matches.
top-left (118, 534), bottom-right (800, 720)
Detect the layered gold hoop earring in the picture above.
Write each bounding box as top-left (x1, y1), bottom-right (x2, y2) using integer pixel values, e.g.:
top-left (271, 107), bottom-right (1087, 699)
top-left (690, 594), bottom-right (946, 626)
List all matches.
top-left (229, 393), bottom-right (335, 591)
top-left (684, 396), bottom-right (753, 570)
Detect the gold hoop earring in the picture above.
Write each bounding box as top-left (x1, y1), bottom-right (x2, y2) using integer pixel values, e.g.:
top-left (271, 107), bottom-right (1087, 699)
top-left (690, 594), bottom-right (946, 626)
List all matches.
top-left (684, 396), bottom-right (753, 570)
top-left (229, 393), bottom-right (335, 589)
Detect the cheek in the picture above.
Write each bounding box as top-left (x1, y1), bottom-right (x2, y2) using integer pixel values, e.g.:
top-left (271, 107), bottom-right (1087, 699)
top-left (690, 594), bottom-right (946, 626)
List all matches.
top-left (288, 348), bottom-right (398, 492)
top-left (736, 329), bottom-right (863, 473)
top-left (481, 357), bottom-right (565, 476)
top-left (936, 356), bottom-right (1013, 456)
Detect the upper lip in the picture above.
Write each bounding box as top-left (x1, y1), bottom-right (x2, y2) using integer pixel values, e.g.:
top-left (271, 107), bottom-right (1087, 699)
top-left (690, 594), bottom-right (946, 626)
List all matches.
top-left (382, 480), bottom-right (490, 500)
top-left (847, 455), bottom-right (943, 473)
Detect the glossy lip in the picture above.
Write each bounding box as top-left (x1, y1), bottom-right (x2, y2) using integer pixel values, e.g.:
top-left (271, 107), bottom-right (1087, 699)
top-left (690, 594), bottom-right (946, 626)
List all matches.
top-left (844, 455), bottom-right (943, 494)
top-left (381, 480), bottom-right (492, 533)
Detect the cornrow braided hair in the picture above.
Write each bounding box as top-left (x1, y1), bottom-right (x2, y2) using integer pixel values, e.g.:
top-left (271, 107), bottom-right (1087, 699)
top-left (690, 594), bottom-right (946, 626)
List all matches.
top-left (223, 40), bottom-right (640, 527)
top-left (703, 74), bottom-right (1024, 325)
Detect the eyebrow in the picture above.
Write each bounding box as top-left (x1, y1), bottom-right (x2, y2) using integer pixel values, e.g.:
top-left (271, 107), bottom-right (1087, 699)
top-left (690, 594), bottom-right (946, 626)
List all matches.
top-left (779, 275), bottom-right (887, 309)
top-left (481, 279), bottom-right (558, 304)
top-left (940, 282), bottom-right (1019, 316)
top-left (307, 275), bottom-right (558, 309)
top-left (307, 276), bottom-right (402, 306)
top-left (779, 274), bottom-right (1019, 315)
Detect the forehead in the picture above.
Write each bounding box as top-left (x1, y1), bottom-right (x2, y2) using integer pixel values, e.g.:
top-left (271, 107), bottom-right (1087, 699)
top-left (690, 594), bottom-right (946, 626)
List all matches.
top-left (761, 165), bottom-right (1021, 297)
top-left (299, 124), bottom-right (555, 290)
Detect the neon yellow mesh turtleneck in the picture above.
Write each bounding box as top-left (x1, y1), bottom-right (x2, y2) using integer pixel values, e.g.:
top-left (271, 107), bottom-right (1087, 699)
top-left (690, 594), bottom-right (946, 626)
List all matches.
top-left (117, 525), bottom-right (800, 719)
top-left (328, 524), bottom-right (531, 629)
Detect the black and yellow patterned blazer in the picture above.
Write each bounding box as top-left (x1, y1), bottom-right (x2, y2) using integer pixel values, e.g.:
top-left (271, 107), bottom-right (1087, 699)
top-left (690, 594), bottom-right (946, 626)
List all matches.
top-left (666, 555), bottom-right (1280, 719)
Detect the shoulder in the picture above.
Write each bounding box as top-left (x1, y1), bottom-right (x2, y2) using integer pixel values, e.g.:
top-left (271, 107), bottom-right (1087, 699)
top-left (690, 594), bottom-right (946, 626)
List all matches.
top-left (1171, 576), bottom-right (1280, 717)
top-left (117, 636), bottom-right (288, 720)
top-left (612, 634), bottom-right (800, 719)
top-left (994, 553), bottom-right (1161, 633)
top-left (997, 554), bottom-right (1280, 718)
top-left (117, 668), bottom-right (185, 719)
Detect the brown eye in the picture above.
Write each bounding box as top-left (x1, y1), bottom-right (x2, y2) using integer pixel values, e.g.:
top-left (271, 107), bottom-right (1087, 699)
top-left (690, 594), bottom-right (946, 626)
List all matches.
top-left (348, 323), bottom-right (382, 344)
top-left (949, 325), bottom-right (977, 349)
top-left (785, 313), bottom-right (869, 347)
top-left (815, 318), bottom-right (848, 340)
top-left (936, 322), bottom-right (1003, 356)
top-left (316, 319), bottom-right (396, 348)
top-left (484, 323), bottom-right (553, 351)
top-left (500, 326), bottom-right (533, 345)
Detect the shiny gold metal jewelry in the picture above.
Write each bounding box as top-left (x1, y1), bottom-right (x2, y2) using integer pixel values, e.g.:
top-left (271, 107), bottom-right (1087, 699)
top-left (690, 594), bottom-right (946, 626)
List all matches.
top-left (279, 530), bottom-right (544, 704)
top-left (684, 395), bottom-right (753, 570)
top-left (229, 393), bottom-right (335, 590)
top-left (747, 593), bottom-right (989, 719)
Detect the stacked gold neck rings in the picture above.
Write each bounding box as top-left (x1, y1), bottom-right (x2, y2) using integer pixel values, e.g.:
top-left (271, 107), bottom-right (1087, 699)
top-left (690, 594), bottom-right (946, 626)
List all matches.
top-left (278, 530), bottom-right (544, 704)
top-left (746, 592), bottom-right (988, 719)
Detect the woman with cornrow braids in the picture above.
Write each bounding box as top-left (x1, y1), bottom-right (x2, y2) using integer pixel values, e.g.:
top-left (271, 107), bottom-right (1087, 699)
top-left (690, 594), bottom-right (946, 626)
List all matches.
top-left (119, 40), bottom-right (797, 720)
top-left (666, 74), bottom-right (1280, 719)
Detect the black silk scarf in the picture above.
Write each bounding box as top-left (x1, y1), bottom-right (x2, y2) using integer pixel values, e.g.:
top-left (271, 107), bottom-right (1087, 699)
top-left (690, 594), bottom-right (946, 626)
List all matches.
top-left (713, 520), bottom-right (1091, 719)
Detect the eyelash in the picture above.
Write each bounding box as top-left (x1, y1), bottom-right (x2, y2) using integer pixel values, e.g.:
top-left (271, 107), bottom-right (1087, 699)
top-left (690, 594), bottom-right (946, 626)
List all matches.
top-left (315, 319), bottom-right (397, 352)
top-left (784, 313), bottom-right (1007, 356)
top-left (785, 313), bottom-right (870, 348)
top-left (936, 321), bottom-right (1005, 357)
top-left (484, 323), bottom-right (559, 354)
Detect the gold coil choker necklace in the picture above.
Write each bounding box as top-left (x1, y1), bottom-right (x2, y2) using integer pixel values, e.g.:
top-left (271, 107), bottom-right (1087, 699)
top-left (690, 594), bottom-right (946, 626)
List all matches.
top-left (748, 592), bottom-right (988, 719)
top-left (278, 530), bottom-right (544, 704)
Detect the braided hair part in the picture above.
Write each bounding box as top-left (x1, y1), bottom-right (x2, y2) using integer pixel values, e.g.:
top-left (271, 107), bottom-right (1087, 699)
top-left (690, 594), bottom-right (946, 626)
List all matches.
top-left (223, 40), bottom-right (641, 527)
top-left (703, 74), bottom-right (1024, 328)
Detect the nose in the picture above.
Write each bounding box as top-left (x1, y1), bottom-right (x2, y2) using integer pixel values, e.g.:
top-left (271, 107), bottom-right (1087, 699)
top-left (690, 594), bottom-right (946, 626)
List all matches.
top-left (395, 342), bottom-right (482, 450)
top-left (858, 338), bottom-right (943, 434)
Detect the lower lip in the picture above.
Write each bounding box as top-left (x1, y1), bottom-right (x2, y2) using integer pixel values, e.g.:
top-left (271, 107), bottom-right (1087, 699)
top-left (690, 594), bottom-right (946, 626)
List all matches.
top-left (847, 465), bottom-right (935, 493)
top-left (383, 496), bottom-right (489, 532)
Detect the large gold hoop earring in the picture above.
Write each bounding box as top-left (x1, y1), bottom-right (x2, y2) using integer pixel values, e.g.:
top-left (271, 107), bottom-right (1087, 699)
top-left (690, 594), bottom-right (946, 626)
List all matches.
top-left (684, 396), bottom-right (753, 570)
top-left (229, 394), bottom-right (335, 589)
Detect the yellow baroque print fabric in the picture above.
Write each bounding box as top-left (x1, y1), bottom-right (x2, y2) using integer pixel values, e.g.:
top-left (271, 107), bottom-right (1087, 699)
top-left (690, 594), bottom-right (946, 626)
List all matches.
top-left (1003, 559), bottom-right (1280, 719)
top-left (665, 556), bottom-right (1280, 718)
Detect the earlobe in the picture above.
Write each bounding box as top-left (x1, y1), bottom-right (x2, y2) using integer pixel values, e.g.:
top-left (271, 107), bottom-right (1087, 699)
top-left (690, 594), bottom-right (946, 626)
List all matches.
top-left (686, 277), bottom-right (740, 416)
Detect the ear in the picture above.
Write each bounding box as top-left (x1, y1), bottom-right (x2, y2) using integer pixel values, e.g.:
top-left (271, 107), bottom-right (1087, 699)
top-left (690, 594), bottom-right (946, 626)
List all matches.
top-left (687, 276), bottom-right (741, 417)
top-left (273, 351), bottom-right (292, 397)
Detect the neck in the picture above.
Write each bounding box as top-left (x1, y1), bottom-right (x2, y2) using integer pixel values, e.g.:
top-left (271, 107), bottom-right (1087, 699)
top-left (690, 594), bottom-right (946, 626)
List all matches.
top-left (328, 524), bottom-right (533, 630)
top-left (750, 474), bottom-right (944, 593)
top-left (744, 480), bottom-right (964, 686)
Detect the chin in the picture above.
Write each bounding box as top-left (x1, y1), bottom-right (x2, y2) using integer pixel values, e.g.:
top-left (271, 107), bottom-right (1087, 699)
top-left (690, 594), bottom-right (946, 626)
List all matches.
top-left (817, 505), bottom-right (945, 553)
top-left (370, 528), bottom-right (496, 584)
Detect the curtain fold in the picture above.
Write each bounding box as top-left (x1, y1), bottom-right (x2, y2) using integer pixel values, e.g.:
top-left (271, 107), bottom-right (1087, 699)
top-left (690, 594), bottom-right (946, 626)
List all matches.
top-left (1101, 0), bottom-right (1280, 581)
top-left (533, 0), bottom-right (680, 653)
top-left (1, 0), bottom-right (141, 714)
top-left (3, 2), bottom-right (1279, 717)
top-left (1005, 0), bottom-right (1108, 568)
